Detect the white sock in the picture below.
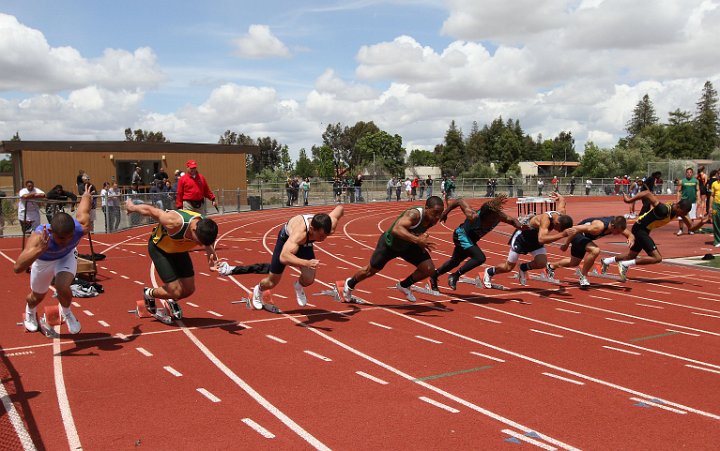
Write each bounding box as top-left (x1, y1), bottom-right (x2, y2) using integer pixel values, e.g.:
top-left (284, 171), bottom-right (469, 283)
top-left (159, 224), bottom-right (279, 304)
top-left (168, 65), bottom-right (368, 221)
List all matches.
top-left (61, 305), bottom-right (72, 316)
top-left (26, 304), bottom-right (37, 315)
top-left (602, 257), bottom-right (615, 265)
top-left (621, 259), bottom-right (636, 267)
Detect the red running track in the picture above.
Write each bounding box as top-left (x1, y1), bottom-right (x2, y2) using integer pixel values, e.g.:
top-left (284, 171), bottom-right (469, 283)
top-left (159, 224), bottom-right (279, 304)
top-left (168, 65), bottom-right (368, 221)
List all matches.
top-left (0, 198), bottom-right (718, 450)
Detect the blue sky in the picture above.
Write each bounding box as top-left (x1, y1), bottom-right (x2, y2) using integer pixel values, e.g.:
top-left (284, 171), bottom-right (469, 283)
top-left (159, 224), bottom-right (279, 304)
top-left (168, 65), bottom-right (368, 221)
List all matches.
top-left (0, 0), bottom-right (719, 159)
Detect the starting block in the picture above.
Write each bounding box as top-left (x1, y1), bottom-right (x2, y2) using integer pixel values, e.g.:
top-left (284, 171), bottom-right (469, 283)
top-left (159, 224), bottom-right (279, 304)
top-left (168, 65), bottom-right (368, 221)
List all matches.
top-left (513, 272), bottom-right (564, 285)
top-left (17, 305), bottom-right (61, 338)
top-left (313, 281), bottom-right (367, 304)
top-left (578, 266), bottom-right (621, 281)
top-left (231, 289), bottom-right (282, 313)
top-left (411, 283), bottom-right (442, 296)
top-left (458, 275), bottom-right (508, 291)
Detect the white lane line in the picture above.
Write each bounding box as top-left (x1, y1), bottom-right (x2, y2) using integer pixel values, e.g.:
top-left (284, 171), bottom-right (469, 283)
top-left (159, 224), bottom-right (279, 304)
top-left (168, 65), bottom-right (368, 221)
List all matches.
top-left (692, 312), bottom-right (720, 319)
top-left (164, 366), bottom-right (183, 377)
top-left (97, 320), bottom-right (110, 327)
top-left (199, 272), bottom-right (210, 276)
top-left (470, 352), bottom-right (505, 363)
top-left (501, 429), bottom-right (556, 451)
top-left (647, 289), bottom-right (670, 295)
top-left (419, 396), bottom-right (459, 414)
top-left (304, 350), bottom-right (332, 362)
top-left (636, 303), bottom-right (664, 309)
top-left (542, 373), bottom-right (584, 385)
top-left (273, 294), bottom-right (288, 299)
top-left (415, 335), bottom-right (443, 344)
top-left (602, 346), bottom-right (641, 356)
top-left (197, 388), bottom-right (221, 403)
top-left (0, 379), bottom-right (37, 450)
top-left (136, 347), bottom-right (153, 357)
top-left (120, 275), bottom-right (130, 280)
top-left (115, 333), bottom-right (129, 341)
top-left (387, 296), bottom-right (410, 303)
top-left (697, 296), bottom-right (719, 302)
top-left (555, 308), bottom-right (580, 314)
top-left (207, 310), bottom-right (223, 317)
top-left (369, 321), bottom-right (392, 330)
top-left (53, 326), bottom-right (82, 451)
top-left (474, 316), bottom-right (502, 324)
top-left (605, 317), bottom-right (635, 324)
top-left (355, 288), bottom-right (372, 294)
top-left (266, 335), bottom-right (287, 344)
top-left (242, 418), bottom-right (275, 439)
top-left (3, 351), bottom-right (34, 357)
top-left (630, 397), bottom-right (686, 414)
top-left (186, 302), bottom-right (199, 308)
top-left (666, 329), bottom-right (699, 337)
top-left (82, 310), bottom-right (94, 317)
top-left (685, 364), bottom-right (720, 375)
top-left (356, 371), bottom-right (389, 385)
top-left (589, 295), bottom-right (612, 301)
top-left (71, 302), bottom-right (81, 308)
top-left (134, 281), bottom-right (144, 285)
top-left (530, 329), bottom-right (564, 338)
top-left (109, 270), bottom-right (117, 274)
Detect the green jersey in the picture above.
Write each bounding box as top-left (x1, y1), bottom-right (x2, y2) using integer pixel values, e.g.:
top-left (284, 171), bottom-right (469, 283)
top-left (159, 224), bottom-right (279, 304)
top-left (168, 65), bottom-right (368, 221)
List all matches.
top-left (679, 177), bottom-right (698, 203)
top-left (383, 207), bottom-right (429, 251)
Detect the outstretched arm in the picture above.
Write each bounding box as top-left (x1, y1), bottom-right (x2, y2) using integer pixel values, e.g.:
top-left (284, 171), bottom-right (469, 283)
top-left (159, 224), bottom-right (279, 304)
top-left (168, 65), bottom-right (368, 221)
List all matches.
top-left (75, 184), bottom-right (94, 233)
top-left (441, 198), bottom-right (476, 223)
top-left (126, 199), bottom-right (184, 230)
top-left (14, 229), bottom-right (49, 273)
top-left (550, 192), bottom-right (566, 214)
top-left (329, 205), bottom-right (344, 234)
top-left (623, 190), bottom-right (657, 206)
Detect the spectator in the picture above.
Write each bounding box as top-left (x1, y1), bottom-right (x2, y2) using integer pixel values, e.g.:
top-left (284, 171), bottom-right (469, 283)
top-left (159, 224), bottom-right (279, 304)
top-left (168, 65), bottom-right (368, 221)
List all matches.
top-left (710, 169), bottom-right (719, 247)
top-left (333, 177), bottom-right (342, 203)
top-left (404, 177), bottom-right (412, 201)
top-left (485, 179), bottom-right (493, 197)
top-left (508, 177), bottom-right (514, 197)
top-left (107, 182), bottom-right (121, 232)
top-left (76, 169), bottom-right (86, 194)
top-left (418, 177), bottom-right (425, 199)
top-left (613, 176), bottom-right (621, 195)
top-left (175, 160), bottom-right (217, 214)
top-left (45, 184), bottom-right (77, 223)
top-left (585, 179), bottom-right (593, 196)
top-left (131, 166), bottom-right (143, 193)
top-left (154, 166), bottom-right (169, 183)
top-left (697, 165), bottom-right (709, 217)
top-left (101, 182), bottom-right (110, 229)
top-left (569, 177), bottom-right (576, 195)
top-left (18, 180), bottom-right (45, 232)
top-left (444, 176), bottom-right (456, 202)
top-left (411, 177), bottom-right (419, 201)
top-left (386, 177), bottom-right (395, 202)
top-left (354, 174), bottom-right (363, 203)
top-left (285, 178), bottom-right (294, 206)
top-left (537, 178), bottom-right (544, 196)
top-left (621, 175), bottom-right (630, 194)
top-left (150, 179), bottom-right (166, 209)
top-left (551, 176), bottom-right (559, 193)
top-left (172, 169), bottom-right (182, 192)
top-left (301, 177), bottom-right (311, 206)
top-left (490, 178), bottom-right (497, 197)
top-left (676, 167), bottom-right (700, 236)
top-left (0, 189), bottom-right (6, 236)
top-left (425, 175), bottom-right (433, 198)
top-left (395, 177), bottom-right (402, 201)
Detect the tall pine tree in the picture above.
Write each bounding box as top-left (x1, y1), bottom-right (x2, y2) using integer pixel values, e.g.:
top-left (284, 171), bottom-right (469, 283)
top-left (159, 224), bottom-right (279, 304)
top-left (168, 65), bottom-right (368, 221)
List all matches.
top-left (626, 94), bottom-right (659, 140)
top-left (693, 81), bottom-right (720, 158)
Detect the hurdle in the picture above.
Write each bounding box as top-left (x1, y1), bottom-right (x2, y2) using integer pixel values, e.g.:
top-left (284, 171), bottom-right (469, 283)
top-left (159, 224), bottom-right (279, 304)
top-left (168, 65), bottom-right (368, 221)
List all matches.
top-left (516, 197), bottom-right (558, 218)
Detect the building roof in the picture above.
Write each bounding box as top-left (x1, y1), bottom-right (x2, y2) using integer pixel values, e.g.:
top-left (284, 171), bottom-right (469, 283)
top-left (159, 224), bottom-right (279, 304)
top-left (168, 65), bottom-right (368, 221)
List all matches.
top-left (0, 140), bottom-right (258, 154)
top-left (531, 161), bottom-right (580, 167)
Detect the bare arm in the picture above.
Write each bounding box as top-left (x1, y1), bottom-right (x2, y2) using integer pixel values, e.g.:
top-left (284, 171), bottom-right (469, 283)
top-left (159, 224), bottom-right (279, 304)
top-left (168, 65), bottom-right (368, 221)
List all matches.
top-left (538, 214), bottom-right (576, 244)
top-left (498, 211), bottom-right (523, 230)
top-left (624, 190), bottom-right (658, 207)
top-left (328, 205), bottom-right (344, 234)
top-left (125, 199), bottom-right (183, 231)
top-left (550, 192), bottom-right (566, 214)
top-left (74, 184), bottom-right (94, 233)
top-left (441, 198), bottom-right (476, 223)
top-left (280, 216), bottom-right (318, 268)
top-left (13, 229), bottom-right (49, 273)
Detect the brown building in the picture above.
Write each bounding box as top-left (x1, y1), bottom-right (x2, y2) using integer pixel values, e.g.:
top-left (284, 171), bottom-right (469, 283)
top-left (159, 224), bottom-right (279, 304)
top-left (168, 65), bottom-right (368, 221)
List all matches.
top-left (0, 140), bottom-right (258, 195)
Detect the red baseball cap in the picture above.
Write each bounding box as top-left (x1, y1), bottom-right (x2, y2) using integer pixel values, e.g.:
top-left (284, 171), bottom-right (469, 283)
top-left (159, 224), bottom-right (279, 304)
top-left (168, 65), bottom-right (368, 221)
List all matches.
top-left (186, 160), bottom-right (198, 168)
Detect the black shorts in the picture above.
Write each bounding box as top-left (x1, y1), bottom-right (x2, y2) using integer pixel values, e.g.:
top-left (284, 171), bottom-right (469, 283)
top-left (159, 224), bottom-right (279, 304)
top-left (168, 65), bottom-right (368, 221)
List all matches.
top-left (369, 235), bottom-right (431, 270)
top-left (509, 229), bottom-right (543, 255)
top-left (570, 234), bottom-right (594, 259)
top-left (148, 240), bottom-right (194, 284)
top-left (630, 224), bottom-right (656, 254)
top-left (269, 229), bottom-right (315, 274)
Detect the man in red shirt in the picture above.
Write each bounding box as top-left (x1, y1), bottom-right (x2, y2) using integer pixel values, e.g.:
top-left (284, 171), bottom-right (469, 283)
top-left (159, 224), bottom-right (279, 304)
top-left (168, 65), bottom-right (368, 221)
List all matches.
top-left (175, 160), bottom-right (218, 214)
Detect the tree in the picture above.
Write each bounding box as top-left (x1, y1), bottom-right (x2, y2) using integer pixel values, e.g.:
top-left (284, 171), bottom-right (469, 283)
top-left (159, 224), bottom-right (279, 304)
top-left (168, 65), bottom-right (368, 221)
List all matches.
top-left (311, 145), bottom-right (336, 179)
top-left (248, 136), bottom-right (282, 177)
top-left (354, 131), bottom-right (405, 177)
top-left (693, 81), bottom-right (720, 158)
top-left (322, 123), bottom-right (351, 176)
top-left (218, 130), bottom-right (254, 146)
top-left (495, 128), bottom-right (522, 174)
top-left (124, 128), bottom-right (168, 142)
top-left (279, 145), bottom-right (293, 174)
top-left (626, 94), bottom-right (659, 140)
top-left (407, 149), bottom-right (437, 167)
top-left (295, 148), bottom-right (315, 178)
top-left (575, 142), bottom-right (614, 177)
top-left (437, 120), bottom-right (465, 175)
top-left (465, 121), bottom-right (487, 165)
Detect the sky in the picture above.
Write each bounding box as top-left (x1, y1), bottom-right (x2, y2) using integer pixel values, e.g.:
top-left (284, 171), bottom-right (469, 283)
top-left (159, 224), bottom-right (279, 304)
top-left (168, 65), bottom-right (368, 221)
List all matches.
top-left (0, 0), bottom-right (719, 160)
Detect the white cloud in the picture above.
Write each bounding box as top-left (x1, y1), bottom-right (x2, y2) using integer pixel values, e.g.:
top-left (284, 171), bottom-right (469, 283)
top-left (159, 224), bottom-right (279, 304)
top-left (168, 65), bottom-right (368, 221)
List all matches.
top-left (232, 24), bottom-right (290, 59)
top-left (0, 13), bottom-right (165, 93)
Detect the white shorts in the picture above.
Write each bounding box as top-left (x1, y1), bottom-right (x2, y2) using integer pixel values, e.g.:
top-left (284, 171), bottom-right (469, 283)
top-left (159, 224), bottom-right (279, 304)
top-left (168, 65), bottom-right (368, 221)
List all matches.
top-left (507, 231), bottom-right (547, 264)
top-left (678, 203), bottom-right (697, 220)
top-left (30, 250), bottom-right (78, 294)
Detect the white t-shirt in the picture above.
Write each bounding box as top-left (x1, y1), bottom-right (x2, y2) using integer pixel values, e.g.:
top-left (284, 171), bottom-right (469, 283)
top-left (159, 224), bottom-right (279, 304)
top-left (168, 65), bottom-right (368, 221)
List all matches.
top-left (404, 180), bottom-right (412, 192)
top-left (100, 188), bottom-right (108, 207)
top-left (18, 187), bottom-right (45, 222)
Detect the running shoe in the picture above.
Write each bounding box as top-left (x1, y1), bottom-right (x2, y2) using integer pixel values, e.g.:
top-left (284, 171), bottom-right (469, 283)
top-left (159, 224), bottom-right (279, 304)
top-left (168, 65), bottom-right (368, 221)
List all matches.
top-left (600, 260), bottom-right (609, 275)
top-left (517, 268), bottom-right (528, 286)
top-left (675, 230), bottom-right (683, 236)
top-left (143, 287), bottom-right (157, 313)
top-left (166, 299), bottom-right (183, 319)
top-left (23, 311), bottom-right (38, 333)
top-left (578, 274), bottom-right (590, 286)
top-left (217, 261), bottom-right (233, 276)
top-left (482, 268), bottom-right (493, 289)
top-left (294, 280), bottom-right (308, 307)
top-left (343, 278), bottom-right (354, 302)
top-left (618, 263), bottom-right (628, 282)
top-left (63, 310), bottom-right (82, 334)
top-left (249, 285), bottom-right (264, 310)
top-left (447, 273), bottom-right (458, 290)
top-left (395, 283), bottom-right (417, 302)
top-left (545, 263), bottom-right (556, 280)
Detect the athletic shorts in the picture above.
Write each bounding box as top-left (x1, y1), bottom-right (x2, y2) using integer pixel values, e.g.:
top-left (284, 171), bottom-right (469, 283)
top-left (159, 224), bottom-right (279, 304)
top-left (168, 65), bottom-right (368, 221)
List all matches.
top-left (31, 250), bottom-right (78, 294)
top-left (507, 229), bottom-right (546, 263)
top-left (570, 234), bottom-right (594, 259)
top-left (148, 239), bottom-right (194, 283)
top-left (269, 229), bottom-right (315, 274)
top-left (630, 224), bottom-right (656, 255)
top-left (369, 235), bottom-right (431, 270)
